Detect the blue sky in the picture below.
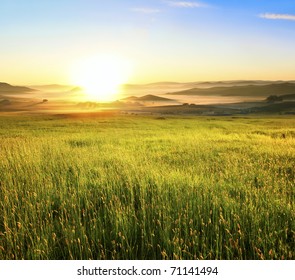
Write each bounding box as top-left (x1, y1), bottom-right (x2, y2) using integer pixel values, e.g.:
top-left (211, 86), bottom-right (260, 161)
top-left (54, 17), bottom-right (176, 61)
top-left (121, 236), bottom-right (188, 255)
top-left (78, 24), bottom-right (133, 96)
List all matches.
top-left (1, 0), bottom-right (295, 84)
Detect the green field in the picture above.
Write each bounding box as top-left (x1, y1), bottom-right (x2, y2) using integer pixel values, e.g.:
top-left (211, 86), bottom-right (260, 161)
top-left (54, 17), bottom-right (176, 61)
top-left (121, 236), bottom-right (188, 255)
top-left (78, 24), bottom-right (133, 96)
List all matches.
top-left (0, 113), bottom-right (294, 260)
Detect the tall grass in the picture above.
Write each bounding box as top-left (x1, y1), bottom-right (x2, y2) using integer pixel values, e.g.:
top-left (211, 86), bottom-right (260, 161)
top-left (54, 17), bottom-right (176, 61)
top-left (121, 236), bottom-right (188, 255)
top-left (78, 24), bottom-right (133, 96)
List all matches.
top-left (0, 114), bottom-right (294, 259)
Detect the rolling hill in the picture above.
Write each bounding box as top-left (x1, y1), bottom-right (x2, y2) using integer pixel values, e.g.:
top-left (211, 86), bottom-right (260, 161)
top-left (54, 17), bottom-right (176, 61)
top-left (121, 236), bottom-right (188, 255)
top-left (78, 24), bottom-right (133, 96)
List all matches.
top-left (137, 94), bottom-right (175, 102)
top-left (167, 82), bottom-right (295, 97)
top-left (281, 93), bottom-right (295, 100)
top-left (121, 94), bottom-right (175, 102)
top-left (0, 82), bottom-right (36, 94)
top-left (251, 102), bottom-right (295, 113)
top-left (30, 84), bottom-right (76, 92)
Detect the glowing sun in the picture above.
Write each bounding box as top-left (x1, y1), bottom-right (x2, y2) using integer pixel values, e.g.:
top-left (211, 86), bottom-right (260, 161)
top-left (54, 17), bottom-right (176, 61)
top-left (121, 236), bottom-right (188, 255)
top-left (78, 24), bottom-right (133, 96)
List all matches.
top-left (70, 55), bottom-right (133, 101)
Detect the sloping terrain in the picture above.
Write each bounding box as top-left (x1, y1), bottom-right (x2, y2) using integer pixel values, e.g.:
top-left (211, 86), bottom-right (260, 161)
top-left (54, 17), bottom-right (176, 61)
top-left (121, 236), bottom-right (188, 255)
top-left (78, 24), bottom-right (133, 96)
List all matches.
top-left (0, 82), bottom-right (36, 94)
top-left (250, 102), bottom-right (295, 114)
top-left (281, 93), bottom-right (295, 100)
top-left (168, 83), bottom-right (295, 97)
top-left (137, 94), bottom-right (174, 102)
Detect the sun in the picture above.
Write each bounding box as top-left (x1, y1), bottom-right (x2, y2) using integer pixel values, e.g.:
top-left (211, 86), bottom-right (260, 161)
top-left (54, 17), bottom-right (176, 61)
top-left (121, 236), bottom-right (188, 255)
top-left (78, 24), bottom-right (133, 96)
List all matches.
top-left (70, 55), bottom-right (133, 102)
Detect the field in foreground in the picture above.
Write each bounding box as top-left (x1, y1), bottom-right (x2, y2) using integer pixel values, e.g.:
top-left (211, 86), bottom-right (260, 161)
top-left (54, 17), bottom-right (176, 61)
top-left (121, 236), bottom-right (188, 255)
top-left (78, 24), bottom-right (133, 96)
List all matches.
top-left (0, 113), bottom-right (294, 260)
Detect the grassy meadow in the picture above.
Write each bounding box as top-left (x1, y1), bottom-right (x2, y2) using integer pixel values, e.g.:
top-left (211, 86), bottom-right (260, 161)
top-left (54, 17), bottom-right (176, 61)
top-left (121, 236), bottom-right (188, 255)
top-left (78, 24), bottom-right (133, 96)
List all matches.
top-left (0, 113), bottom-right (294, 260)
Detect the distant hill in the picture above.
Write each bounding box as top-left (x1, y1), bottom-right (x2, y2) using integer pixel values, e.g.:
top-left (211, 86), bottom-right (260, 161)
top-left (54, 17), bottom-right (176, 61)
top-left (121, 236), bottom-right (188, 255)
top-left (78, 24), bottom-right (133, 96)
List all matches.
top-left (121, 94), bottom-right (174, 102)
top-left (0, 99), bottom-right (11, 105)
top-left (30, 84), bottom-right (75, 92)
top-left (251, 102), bottom-right (295, 113)
top-left (123, 80), bottom-right (294, 90)
top-left (123, 82), bottom-right (182, 88)
top-left (0, 82), bottom-right (35, 93)
top-left (121, 96), bottom-right (139, 101)
top-left (66, 87), bottom-right (83, 93)
top-left (192, 80), bottom-right (284, 88)
top-left (121, 82), bottom-right (196, 94)
top-left (137, 95), bottom-right (174, 102)
top-left (168, 83), bottom-right (295, 97)
top-left (281, 93), bottom-right (295, 100)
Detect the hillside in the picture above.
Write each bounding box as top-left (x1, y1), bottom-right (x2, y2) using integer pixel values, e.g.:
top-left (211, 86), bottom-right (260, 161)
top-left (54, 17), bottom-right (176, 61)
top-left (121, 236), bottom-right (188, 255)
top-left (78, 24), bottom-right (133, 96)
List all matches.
top-left (137, 94), bottom-right (174, 102)
top-left (121, 96), bottom-right (139, 101)
top-left (0, 82), bottom-right (35, 93)
top-left (121, 94), bottom-right (175, 102)
top-left (168, 82), bottom-right (295, 97)
top-left (30, 84), bottom-right (75, 92)
top-left (251, 101), bottom-right (295, 113)
top-left (281, 93), bottom-right (295, 100)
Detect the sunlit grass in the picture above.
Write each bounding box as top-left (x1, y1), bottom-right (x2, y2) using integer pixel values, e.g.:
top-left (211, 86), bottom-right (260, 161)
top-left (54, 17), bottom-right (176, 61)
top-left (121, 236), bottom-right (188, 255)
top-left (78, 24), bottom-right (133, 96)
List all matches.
top-left (0, 114), bottom-right (294, 259)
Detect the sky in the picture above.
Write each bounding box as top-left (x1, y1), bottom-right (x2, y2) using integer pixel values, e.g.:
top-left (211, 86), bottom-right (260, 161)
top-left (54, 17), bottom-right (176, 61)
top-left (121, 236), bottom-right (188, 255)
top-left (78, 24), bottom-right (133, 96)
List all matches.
top-left (1, 0), bottom-right (295, 85)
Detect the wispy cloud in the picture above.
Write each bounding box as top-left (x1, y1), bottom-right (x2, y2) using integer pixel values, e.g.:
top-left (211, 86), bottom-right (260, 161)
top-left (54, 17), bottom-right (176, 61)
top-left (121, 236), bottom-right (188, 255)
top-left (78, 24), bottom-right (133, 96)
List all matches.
top-left (166, 1), bottom-right (208, 8)
top-left (259, 13), bottom-right (295, 21)
top-left (131, 8), bottom-right (161, 14)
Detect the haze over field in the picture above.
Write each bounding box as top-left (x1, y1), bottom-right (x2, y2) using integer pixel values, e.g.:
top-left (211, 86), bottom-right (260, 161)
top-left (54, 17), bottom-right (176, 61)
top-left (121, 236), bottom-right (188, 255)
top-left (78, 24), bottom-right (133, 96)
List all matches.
top-left (1, 80), bottom-right (295, 116)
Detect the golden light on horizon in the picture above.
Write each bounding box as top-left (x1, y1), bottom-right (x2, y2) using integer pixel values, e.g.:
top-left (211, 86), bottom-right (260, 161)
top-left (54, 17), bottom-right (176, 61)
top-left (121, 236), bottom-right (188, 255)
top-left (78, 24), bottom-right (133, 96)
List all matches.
top-left (70, 54), bottom-right (133, 102)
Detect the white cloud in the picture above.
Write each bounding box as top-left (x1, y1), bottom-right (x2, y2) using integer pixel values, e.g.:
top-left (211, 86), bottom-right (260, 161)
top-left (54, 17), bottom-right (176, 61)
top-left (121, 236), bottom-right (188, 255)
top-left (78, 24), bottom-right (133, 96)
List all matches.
top-left (131, 8), bottom-right (161, 14)
top-left (167, 1), bottom-right (208, 8)
top-left (259, 13), bottom-right (295, 21)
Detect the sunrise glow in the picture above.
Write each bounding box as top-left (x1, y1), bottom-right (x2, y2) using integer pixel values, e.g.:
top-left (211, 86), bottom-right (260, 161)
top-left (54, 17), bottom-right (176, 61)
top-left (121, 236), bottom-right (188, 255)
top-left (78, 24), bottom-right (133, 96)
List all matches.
top-left (70, 55), bottom-right (133, 101)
